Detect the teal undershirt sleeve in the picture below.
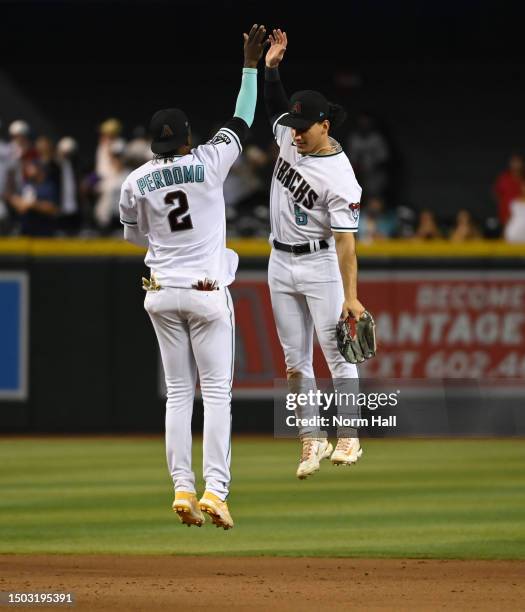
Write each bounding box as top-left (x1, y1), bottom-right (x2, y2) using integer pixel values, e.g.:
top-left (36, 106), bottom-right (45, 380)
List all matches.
top-left (234, 67), bottom-right (258, 127)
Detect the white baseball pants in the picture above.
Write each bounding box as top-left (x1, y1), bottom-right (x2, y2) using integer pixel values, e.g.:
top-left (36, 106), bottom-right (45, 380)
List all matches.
top-left (268, 247), bottom-right (359, 437)
top-left (145, 287), bottom-right (235, 501)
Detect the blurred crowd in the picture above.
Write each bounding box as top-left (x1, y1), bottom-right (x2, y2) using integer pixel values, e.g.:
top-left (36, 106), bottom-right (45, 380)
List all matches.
top-left (0, 118), bottom-right (150, 237)
top-left (0, 114), bottom-right (524, 243)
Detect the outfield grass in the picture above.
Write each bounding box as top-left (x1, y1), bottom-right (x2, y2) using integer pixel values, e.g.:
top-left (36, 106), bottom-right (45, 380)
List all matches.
top-left (1, 437), bottom-right (524, 558)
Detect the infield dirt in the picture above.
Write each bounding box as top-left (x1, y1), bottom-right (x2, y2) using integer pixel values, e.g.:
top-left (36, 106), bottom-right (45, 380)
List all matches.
top-left (1, 555), bottom-right (524, 611)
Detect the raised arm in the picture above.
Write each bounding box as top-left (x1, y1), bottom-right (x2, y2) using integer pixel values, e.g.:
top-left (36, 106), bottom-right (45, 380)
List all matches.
top-left (264, 29), bottom-right (289, 126)
top-left (219, 24), bottom-right (267, 145)
top-left (197, 26), bottom-right (267, 182)
top-left (232, 25), bottom-right (266, 126)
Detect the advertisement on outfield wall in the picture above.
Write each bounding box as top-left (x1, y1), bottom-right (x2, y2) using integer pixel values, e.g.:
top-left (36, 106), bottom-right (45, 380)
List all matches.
top-left (228, 271), bottom-right (525, 397)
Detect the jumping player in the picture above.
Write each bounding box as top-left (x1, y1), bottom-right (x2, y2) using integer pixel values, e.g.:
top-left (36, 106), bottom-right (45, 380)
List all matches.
top-left (264, 30), bottom-right (368, 478)
top-left (120, 25), bottom-right (268, 528)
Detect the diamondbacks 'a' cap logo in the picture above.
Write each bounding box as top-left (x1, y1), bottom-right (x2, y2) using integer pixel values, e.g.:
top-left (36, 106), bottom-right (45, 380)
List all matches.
top-left (291, 101), bottom-right (302, 114)
top-left (161, 124), bottom-right (174, 138)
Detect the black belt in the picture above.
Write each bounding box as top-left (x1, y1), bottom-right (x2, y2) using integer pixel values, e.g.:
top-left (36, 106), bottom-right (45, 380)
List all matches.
top-left (273, 239), bottom-right (329, 255)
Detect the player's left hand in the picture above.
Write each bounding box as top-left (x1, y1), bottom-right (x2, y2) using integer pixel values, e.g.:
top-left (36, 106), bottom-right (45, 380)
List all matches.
top-left (266, 29), bottom-right (288, 68)
top-left (342, 298), bottom-right (366, 320)
top-left (243, 24), bottom-right (268, 68)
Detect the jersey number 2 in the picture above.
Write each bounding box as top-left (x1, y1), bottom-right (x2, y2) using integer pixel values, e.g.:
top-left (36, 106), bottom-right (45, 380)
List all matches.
top-left (165, 190), bottom-right (193, 232)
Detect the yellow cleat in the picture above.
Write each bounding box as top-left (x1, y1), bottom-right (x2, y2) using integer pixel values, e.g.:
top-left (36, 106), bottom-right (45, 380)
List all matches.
top-left (172, 491), bottom-right (205, 527)
top-left (199, 491), bottom-right (234, 530)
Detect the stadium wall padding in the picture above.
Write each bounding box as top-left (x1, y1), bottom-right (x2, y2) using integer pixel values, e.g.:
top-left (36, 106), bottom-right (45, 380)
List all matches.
top-left (0, 251), bottom-right (524, 433)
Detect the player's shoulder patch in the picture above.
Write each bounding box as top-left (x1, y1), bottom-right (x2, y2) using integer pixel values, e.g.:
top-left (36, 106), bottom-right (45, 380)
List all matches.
top-left (207, 131), bottom-right (232, 146)
top-left (205, 127), bottom-right (242, 155)
top-left (349, 202), bottom-right (361, 222)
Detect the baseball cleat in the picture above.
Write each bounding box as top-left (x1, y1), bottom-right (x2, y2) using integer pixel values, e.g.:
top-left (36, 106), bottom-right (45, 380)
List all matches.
top-left (172, 491), bottom-right (205, 527)
top-left (199, 491), bottom-right (234, 530)
top-left (296, 438), bottom-right (333, 479)
top-left (331, 438), bottom-right (363, 466)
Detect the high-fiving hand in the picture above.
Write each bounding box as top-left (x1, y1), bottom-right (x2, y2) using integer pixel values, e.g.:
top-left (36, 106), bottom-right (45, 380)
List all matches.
top-left (243, 24), bottom-right (268, 68)
top-left (265, 29), bottom-right (288, 68)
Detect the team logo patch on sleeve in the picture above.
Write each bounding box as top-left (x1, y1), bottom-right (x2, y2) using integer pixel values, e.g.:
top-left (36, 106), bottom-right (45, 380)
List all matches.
top-left (349, 202), bottom-right (360, 222)
top-left (208, 131), bottom-right (232, 146)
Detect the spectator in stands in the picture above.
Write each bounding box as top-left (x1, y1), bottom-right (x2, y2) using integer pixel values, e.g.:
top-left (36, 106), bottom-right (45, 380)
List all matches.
top-left (0, 122), bottom-right (10, 231)
top-left (77, 118), bottom-right (124, 233)
top-left (8, 157), bottom-right (60, 236)
top-left (4, 120), bottom-right (37, 201)
top-left (346, 112), bottom-right (390, 199)
top-left (95, 118), bottom-right (122, 180)
top-left (94, 138), bottom-right (128, 233)
top-left (395, 205), bottom-right (418, 238)
top-left (240, 142), bottom-right (278, 237)
top-left (504, 179), bottom-right (525, 243)
top-left (414, 209), bottom-right (442, 240)
top-left (225, 145), bottom-right (272, 237)
top-left (125, 126), bottom-right (152, 170)
top-left (494, 153), bottom-right (524, 226)
top-left (449, 209), bottom-right (481, 241)
top-left (224, 148), bottom-right (264, 207)
top-left (8, 120), bottom-right (37, 164)
top-left (56, 137), bottom-right (81, 234)
top-left (35, 136), bottom-right (61, 192)
top-left (358, 197), bottom-right (397, 242)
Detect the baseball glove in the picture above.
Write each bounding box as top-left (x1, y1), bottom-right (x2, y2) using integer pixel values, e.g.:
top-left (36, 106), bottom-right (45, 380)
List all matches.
top-left (336, 310), bottom-right (377, 364)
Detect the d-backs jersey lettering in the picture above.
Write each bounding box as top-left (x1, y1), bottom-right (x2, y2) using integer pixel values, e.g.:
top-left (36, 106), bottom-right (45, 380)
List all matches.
top-left (270, 114), bottom-right (362, 244)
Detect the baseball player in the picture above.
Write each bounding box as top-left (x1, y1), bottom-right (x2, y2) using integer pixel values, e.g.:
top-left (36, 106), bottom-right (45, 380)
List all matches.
top-left (264, 30), bottom-right (368, 479)
top-left (120, 25), bottom-right (268, 529)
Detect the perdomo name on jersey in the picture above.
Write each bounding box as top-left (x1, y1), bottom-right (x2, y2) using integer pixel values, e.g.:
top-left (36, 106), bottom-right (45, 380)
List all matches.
top-left (136, 164), bottom-right (205, 195)
top-left (274, 157), bottom-right (318, 209)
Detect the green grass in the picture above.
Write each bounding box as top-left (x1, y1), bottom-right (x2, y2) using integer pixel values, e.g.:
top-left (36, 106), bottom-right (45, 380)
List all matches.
top-left (1, 437), bottom-right (524, 558)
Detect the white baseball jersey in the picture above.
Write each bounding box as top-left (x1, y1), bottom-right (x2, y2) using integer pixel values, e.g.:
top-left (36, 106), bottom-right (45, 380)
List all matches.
top-left (119, 127), bottom-right (242, 288)
top-left (267, 114), bottom-right (360, 440)
top-left (270, 114), bottom-right (362, 244)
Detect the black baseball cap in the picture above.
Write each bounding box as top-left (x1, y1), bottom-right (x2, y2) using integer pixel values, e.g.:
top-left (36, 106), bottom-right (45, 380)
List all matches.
top-left (150, 108), bottom-right (190, 154)
top-left (278, 90), bottom-right (330, 130)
